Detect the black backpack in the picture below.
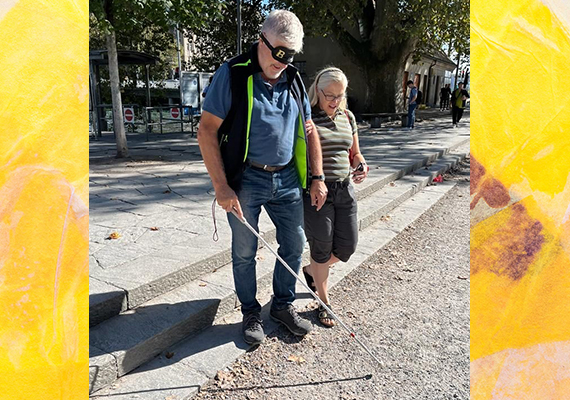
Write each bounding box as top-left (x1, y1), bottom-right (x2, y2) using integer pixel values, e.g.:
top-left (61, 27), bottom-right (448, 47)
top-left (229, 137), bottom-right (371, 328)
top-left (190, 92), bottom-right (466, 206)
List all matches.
top-left (416, 90), bottom-right (423, 104)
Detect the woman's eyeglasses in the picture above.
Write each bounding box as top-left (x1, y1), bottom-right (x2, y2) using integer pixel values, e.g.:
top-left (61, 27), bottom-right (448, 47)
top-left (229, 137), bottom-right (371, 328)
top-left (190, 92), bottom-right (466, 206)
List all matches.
top-left (320, 89), bottom-right (346, 102)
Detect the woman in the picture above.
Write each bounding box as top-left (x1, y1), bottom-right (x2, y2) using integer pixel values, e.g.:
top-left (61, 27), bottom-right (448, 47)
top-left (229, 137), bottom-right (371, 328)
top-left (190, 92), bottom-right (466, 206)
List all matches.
top-left (303, 67), bottom-right (369, 327)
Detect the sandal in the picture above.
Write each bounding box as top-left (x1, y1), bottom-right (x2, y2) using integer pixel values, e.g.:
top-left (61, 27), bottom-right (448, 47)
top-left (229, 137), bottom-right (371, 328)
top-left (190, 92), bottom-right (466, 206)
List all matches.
top-left (318, 304), bottom-right (336, 327)
top-left (302, 267), bottom-right (317, 294)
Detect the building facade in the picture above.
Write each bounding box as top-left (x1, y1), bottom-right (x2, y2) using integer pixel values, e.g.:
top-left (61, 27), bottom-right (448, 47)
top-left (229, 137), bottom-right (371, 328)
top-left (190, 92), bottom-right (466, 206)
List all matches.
top-left (299, 37), bottom-right (457, 113)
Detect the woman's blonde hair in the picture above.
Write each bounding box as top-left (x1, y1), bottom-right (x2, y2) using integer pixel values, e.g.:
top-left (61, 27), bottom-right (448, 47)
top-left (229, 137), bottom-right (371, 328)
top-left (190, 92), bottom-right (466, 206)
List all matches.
top-left (308, 67), bottom-right (349, 110)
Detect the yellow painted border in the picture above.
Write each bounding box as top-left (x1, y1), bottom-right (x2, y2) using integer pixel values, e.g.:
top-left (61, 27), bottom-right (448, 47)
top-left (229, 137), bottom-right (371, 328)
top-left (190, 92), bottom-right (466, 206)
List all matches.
top-left (0, 0), bottom-right (89, 398)
top-left (471, 0), bottom-right (570, 397)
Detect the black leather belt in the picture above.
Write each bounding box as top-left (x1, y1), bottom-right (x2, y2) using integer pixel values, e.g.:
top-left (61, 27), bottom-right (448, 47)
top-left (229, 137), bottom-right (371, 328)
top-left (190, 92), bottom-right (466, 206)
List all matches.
top-left (329, 178), bottom-right (350, 190)
top-left (247, 159), bottom-right (293, 172)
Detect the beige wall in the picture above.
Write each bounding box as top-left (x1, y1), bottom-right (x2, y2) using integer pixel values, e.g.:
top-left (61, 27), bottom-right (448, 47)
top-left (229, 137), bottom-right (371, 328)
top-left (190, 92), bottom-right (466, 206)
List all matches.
top-left (300, 36), bottom-right (456, 112)
top-left (403, 60), bottom-right (455, 107)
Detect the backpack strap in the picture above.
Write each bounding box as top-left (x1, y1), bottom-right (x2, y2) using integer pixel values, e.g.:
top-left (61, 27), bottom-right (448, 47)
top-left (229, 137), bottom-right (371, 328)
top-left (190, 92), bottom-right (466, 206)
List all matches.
top-left (344, 109), bottom-right (357, 165)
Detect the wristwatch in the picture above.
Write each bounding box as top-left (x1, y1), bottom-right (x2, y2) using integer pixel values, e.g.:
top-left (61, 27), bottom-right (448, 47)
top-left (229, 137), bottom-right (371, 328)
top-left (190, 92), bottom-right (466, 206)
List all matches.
top-left (311, 175), bottom-right (325, 181)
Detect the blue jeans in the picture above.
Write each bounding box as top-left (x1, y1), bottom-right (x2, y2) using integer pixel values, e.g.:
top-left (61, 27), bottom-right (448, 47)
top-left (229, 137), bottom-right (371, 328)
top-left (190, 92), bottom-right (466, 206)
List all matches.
top-left (407, 103), bottom-right (418, 128)
top-left (227, 164), bottom-right (305, 315)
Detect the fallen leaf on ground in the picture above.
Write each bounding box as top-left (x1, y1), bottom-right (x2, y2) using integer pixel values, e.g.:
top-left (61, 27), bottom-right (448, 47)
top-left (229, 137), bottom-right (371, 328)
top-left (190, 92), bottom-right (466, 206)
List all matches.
top-left (287, 355), bottom-right (306, 364)
top-left (106, 232), bottom-right (121, 240)
top-left (199, 282), bottom-right (207, 287)
top-left (150, 227), bottom-right (159, 231)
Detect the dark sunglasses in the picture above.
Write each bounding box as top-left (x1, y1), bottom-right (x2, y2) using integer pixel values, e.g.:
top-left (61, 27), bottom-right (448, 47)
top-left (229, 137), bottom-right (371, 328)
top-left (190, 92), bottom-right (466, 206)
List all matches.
top-left (260, 32), bottom-right (295, 64)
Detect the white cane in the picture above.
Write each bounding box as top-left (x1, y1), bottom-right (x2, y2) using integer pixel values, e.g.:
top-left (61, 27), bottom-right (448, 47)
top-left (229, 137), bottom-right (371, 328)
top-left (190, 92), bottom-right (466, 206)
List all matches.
top-left (230, 208), bottom-right (382, 368)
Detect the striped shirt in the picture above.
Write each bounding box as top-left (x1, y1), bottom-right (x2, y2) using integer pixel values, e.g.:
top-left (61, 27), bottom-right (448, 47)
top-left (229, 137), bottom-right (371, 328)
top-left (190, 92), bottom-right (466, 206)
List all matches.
top-left (312, 107), bottom-right (357, 182)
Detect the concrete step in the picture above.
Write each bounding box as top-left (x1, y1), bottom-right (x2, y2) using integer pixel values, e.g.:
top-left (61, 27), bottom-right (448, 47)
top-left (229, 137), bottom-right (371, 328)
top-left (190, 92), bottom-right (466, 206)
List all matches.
top-left (89, 150), bottom-right (467, 400)
top-left (89, 146), bottom-right (469, 394)
top-left (89, 137), bottom-right (469, 328)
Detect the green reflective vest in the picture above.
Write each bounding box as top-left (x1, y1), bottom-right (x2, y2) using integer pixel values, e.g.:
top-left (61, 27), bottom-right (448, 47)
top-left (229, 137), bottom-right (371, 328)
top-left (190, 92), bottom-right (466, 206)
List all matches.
top-left (217, 43), bottom-right (309, 191)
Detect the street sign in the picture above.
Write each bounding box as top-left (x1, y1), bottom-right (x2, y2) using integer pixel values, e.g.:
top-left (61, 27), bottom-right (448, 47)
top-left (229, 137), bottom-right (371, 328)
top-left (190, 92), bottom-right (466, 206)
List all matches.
top-left (181, 71), bottom-right (213, 112)
top-left (124, 107), bottom-right (134, 123)
top-left (181, 72), bottom-right (200, 108)
top-left (171, 107), bottom-right (180, 119)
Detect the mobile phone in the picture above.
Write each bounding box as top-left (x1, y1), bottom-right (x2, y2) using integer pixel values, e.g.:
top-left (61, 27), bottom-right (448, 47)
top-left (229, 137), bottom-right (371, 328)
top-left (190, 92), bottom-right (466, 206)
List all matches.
top-left (356, 163), bottom-right (365, 172)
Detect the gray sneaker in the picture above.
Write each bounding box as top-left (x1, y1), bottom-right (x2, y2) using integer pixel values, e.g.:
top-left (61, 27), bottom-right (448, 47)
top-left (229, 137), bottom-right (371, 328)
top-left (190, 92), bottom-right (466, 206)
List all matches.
top-left (270, 304), bottom-right (313, 336)
top-left (242, 312), bottom-right (264, 345)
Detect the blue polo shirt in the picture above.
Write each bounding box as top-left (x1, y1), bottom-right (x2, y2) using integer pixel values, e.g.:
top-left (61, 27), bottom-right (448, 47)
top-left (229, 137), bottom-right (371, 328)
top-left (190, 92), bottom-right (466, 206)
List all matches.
top-left (203, 62), bottom-right (311, 166)
top-left (409, 87), bottom-right (418, 104)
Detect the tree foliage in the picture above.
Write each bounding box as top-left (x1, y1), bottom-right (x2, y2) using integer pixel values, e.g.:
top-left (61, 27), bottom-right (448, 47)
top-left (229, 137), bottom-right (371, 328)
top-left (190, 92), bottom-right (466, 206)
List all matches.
top-left (90, 0), bottom-right (223, 77)
top-left (89, 0), bottom-right (222, 156)
top-left (190, 0), bottom-right (266, 71)
top-left (90, 0), bottom-right (222, 36)
top-left (270, 0), bottom-right (469, 60)
top-left (89, 12), bottom-right (177, 82)
top-left (268, 0), bottom-right (470, 111)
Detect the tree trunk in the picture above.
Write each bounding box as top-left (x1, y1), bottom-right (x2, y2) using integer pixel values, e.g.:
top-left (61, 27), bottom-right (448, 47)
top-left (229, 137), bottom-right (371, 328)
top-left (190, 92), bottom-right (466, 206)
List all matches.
top-left (362, 59), bottom-right (406, 113)
top-left (330, 26), bottom-right (414, 113)
top-left (359, 44), bottom-right (412, 113)
top-left (454, 53), bottom-right (461, 88)
top-left (106, 29), bottom-right (129, 158)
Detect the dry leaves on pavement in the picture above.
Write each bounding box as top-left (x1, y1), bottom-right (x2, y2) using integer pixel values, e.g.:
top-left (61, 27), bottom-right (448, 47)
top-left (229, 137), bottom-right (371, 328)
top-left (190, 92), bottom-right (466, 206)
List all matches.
top-left (286, 354), bottom-right (306, 364)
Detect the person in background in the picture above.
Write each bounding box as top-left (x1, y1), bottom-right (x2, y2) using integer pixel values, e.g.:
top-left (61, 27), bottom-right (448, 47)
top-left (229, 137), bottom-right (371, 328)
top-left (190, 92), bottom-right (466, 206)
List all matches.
top-left (302, 67), bottom-right (369, 327)
top-left (440, 83), bottom-right (451, 111)
top-left (201, 76), bottom-right (213, 98)
top-left (451, 82), bottom-right (470, 127)
top-left (406, 80), bottom-right (418, 130)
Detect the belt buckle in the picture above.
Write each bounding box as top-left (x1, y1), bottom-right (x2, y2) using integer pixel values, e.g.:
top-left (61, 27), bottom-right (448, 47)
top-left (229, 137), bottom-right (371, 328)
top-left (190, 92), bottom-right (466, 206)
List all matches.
top-left (263, 164), bottom-right (269, 171)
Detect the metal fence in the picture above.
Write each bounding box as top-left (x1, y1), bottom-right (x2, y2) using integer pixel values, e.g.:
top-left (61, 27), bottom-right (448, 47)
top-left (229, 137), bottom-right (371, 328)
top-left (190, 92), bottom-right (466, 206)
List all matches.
top-left (143, 105), bottom-right (200, 139)
top-left (90, 104), bottom-right (200, 141)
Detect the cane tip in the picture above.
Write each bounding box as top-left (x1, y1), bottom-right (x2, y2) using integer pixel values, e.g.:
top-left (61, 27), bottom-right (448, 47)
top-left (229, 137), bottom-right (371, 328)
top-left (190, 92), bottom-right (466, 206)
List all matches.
top-left (364, 374), bottom-right (372, 380)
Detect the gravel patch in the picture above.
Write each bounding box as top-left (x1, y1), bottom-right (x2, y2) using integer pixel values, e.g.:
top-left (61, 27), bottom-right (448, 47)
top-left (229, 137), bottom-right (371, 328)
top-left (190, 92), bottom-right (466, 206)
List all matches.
top-left (193, 160), bottom-right (470, 400)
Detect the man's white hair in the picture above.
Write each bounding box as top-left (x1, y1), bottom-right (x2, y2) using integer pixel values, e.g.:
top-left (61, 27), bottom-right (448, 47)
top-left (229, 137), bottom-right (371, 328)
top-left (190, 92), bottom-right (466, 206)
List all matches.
top-left (261, 10), bottom-right (304, 53)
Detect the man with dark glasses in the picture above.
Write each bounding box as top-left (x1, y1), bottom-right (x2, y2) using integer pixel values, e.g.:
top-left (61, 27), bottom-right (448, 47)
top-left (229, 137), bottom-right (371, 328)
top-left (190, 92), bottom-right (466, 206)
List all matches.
top-left (198, 10), bottom-right (327, 346)
top-left (260, 32), bottom-right (296, 65)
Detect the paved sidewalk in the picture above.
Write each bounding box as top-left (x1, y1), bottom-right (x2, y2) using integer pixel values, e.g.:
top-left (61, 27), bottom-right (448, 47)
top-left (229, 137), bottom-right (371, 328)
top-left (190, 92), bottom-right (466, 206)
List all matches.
top-left (89, 151), bottom-right (470, 400)
top-left (89, 111), bottom-right (470, 320)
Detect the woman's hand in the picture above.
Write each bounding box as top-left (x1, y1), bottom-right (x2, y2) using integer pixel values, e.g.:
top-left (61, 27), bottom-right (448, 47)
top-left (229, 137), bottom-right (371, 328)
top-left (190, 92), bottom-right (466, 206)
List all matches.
top-left (305, 120), bottom-right (315, 136)
top-left (351, 159), bottom-right (369, 184)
